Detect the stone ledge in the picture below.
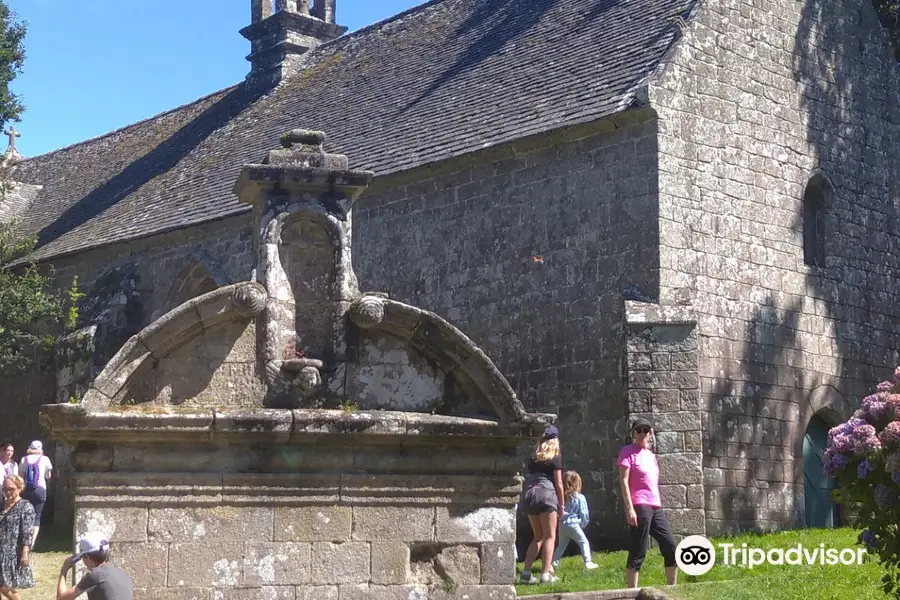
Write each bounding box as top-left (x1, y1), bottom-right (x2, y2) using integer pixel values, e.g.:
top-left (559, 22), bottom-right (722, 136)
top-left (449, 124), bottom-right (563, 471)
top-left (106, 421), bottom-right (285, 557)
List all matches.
top-left (625, 301), bottom-right (697, 325)
top-left (41, 404), bottom-right (554, 445)
top-left (73, 473), bottom-right (522, 507)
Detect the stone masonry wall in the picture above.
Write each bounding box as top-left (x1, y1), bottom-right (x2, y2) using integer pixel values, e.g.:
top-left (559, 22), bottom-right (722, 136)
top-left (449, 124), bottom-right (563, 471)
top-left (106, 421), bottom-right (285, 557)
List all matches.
top-left (625, 301), bottom-right (704, 538)
top-left (354, 115), bottom-right (662, 547)
top-left (58, 408), bottom-right (534, 600)
top-left (650, 0), bottom-right (900, 534)
top-left (76, 504), bottom-right (516, 600)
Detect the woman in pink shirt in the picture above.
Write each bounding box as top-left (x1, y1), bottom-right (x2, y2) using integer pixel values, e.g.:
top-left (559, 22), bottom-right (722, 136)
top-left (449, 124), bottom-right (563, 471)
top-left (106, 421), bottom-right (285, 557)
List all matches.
top-left (617, 417), bottom-right (677, 588)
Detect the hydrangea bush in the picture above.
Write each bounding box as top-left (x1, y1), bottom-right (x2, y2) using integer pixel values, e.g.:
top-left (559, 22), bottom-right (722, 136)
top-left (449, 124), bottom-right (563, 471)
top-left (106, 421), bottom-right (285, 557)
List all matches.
top-left (826, 367), bottom-right (900, 596)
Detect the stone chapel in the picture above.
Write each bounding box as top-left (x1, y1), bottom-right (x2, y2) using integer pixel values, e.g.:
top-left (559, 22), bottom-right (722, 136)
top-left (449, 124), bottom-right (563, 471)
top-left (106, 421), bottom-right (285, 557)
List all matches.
top-left (1, 0), bottom-right (899, 549)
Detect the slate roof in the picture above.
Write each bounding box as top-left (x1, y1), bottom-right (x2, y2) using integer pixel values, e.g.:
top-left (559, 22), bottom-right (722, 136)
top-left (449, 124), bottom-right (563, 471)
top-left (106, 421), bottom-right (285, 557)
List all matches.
top-left (12, 0), bottom-right (697, 263)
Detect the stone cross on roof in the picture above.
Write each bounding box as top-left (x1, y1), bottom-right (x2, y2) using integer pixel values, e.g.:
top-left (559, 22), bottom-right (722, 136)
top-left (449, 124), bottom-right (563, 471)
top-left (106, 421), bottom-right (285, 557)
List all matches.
top-left (4, 126), bottom-right (20, 155)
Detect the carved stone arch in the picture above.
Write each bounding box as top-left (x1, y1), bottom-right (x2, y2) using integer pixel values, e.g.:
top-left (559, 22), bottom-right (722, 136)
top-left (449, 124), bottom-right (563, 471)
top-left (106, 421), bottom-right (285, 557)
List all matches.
top-left (791, 384), bottom-right (852, 485)
top-left (81, 283), bottom-right (268, 409)
top-left (348, 295), bottom-right (527, 423)
top-left (792, 384), bottom-right (852, 528)
top-left (162, 253), bottom-right (230, 315)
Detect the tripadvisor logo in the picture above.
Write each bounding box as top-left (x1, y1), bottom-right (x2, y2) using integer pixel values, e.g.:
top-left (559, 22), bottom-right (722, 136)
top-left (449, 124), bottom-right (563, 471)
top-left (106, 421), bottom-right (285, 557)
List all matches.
top-left (675, 535), bottom-right (867, 576)
top-left (675, 536), bottom-right (716, 576)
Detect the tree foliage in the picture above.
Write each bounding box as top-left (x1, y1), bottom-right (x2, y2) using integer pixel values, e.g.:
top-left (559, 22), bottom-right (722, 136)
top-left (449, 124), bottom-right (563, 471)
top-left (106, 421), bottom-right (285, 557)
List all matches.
top-left (873, 0), bottom-right (900, 62)
top-left (0, 1), bottom-right (24, 132)
top-left (0, 223), bottom-right (83, 374)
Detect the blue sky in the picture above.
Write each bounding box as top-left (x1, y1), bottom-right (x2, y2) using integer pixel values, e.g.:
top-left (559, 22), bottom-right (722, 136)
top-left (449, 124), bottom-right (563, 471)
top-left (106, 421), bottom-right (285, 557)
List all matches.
top-left (5, 0), bottom-right (423, 157)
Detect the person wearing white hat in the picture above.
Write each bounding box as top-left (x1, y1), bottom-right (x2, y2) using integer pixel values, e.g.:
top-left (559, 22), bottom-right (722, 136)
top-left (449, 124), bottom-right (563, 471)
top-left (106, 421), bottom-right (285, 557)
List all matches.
top-left (19, 441), bottom-right (52, 547)
top-left (56, 533), bottom-right (133, 600)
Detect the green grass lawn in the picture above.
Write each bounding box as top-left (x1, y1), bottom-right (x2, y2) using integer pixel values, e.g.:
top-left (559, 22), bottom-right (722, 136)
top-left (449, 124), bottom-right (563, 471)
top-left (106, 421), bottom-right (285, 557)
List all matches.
top-left (22, 531), bottom-right (72, 600)
top-left (516, 527), bottom-right (889, 599)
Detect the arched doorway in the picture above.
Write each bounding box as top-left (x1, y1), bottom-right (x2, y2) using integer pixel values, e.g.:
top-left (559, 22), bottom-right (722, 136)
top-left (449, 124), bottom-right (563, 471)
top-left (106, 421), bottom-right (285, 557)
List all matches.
top-left (803, 413), bottom-right (840, 527)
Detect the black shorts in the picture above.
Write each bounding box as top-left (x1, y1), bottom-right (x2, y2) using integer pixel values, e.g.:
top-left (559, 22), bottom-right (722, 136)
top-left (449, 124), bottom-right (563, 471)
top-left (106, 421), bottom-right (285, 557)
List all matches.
top-left (626, 505), bottom-right (676, 571)
top-left (521, 484), bottom-right (558, 515)
top-left (23, 487), bottom-right (46, 524)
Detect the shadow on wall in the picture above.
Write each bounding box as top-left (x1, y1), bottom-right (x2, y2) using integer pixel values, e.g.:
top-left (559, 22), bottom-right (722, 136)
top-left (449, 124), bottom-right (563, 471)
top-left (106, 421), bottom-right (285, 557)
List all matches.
top-left (706, 298), bottom-right (809, 532)
top-left (792, 0), bottom-right (900, 384)
top-left (705, 0), bottom-right (900, 533)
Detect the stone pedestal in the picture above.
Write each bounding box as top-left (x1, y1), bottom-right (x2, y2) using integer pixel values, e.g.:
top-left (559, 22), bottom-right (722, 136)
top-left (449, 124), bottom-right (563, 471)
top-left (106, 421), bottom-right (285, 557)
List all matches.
top-left (42, 406), bottom-right (544, 600)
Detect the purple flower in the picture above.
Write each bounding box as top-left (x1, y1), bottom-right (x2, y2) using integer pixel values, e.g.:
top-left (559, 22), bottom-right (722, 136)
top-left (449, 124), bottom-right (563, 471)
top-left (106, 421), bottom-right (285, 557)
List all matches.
top-left (892, 472), bottom-right (900, 484)
top-left (846, 418), bottom-right (867, 431)
top-left (886, 395), bottom-right (900, 420)
top-left (853, 424), bottom-right (877, 440)
top-left (878, 380), bottom-right (896, 392)
top-left (829, 424), bottom-right (848, 440)
top-left (829, 433), bottom-right (853, 454)
top-left (863, 395), bottom-right (888, 421)
top-left (858, 460), bottom-right (873, 479)
top-left (854, 435), bottom-right (882, 456)
top-left (824, 453), bottom-right (848, 477)
top-left (875, 484), bottom-right (896, 508)
top-left (880, 422), bottom-right (900, 447)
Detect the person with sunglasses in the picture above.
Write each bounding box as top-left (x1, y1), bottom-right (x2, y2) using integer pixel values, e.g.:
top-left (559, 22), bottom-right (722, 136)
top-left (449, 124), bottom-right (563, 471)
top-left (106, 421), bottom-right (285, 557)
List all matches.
top-left (617, 417), bottom-right (677, 588)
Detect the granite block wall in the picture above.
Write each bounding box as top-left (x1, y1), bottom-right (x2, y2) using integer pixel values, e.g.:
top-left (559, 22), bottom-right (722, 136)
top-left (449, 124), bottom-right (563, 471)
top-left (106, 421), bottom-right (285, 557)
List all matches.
top-left (650, 0), bottom-right (900, 533)
top-left (53, 407), bottom-right (536, 600)
top-left (35, 215), bottom-right (254, 531)
top-left (75, 504), bottom-right (517, 600)
top-left (354, 115), bottom-right (662, 545)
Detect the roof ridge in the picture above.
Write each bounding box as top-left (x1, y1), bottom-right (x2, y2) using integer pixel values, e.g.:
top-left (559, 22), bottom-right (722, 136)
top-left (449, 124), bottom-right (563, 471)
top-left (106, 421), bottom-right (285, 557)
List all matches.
top-left (15, 82), bottom-right (242, 163)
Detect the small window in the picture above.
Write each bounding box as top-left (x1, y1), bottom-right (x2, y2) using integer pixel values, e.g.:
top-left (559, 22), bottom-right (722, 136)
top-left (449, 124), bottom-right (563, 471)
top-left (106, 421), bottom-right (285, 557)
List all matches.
top-left (802, 178), bottom-right (827, 267)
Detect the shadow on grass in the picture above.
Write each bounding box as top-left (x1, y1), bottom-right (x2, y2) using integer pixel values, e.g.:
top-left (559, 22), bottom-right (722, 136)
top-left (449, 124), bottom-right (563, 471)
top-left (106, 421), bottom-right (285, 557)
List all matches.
top-left (34, 529), bottom-right (72, 554)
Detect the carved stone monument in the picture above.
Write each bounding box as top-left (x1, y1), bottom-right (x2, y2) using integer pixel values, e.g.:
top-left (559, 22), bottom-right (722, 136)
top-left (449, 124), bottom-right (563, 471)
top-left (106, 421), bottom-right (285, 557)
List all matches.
top-left (41, 130), bottom-right (551, 600)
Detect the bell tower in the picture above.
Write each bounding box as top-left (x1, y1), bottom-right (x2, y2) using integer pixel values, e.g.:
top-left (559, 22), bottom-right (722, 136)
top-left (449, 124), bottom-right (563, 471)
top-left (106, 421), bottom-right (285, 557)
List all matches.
top-left (242, 0), bottom-right (346, 85)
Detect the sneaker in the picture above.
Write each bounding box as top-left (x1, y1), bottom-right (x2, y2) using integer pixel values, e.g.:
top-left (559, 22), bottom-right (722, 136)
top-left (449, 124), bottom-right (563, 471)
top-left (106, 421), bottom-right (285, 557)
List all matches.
top-left (585, 561), bottom-right (599, 570)
top-left (519, 571), bottom-right (535, 584)
top-left (551, 560), bottom-right (559, 569)
top-left (540, 573), bottom-right (560, 584)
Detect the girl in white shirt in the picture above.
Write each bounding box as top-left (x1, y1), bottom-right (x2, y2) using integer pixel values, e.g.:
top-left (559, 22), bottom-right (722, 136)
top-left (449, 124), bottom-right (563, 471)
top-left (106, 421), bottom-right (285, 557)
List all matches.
top-left (0, 444), bottom-right (18, 479)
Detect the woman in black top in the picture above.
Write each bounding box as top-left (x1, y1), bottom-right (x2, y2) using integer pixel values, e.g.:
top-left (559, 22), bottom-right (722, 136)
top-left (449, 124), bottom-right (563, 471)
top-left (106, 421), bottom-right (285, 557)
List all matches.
top-left (518, 425), bottom-right (565, 584)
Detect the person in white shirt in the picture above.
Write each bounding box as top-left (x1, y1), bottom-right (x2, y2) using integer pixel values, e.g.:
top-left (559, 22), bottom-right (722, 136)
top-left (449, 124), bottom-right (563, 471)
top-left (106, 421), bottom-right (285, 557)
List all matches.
top-left (0, 444), bottom-right (17, 480)
top-left (19, 441), bottom-right (52, 547)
